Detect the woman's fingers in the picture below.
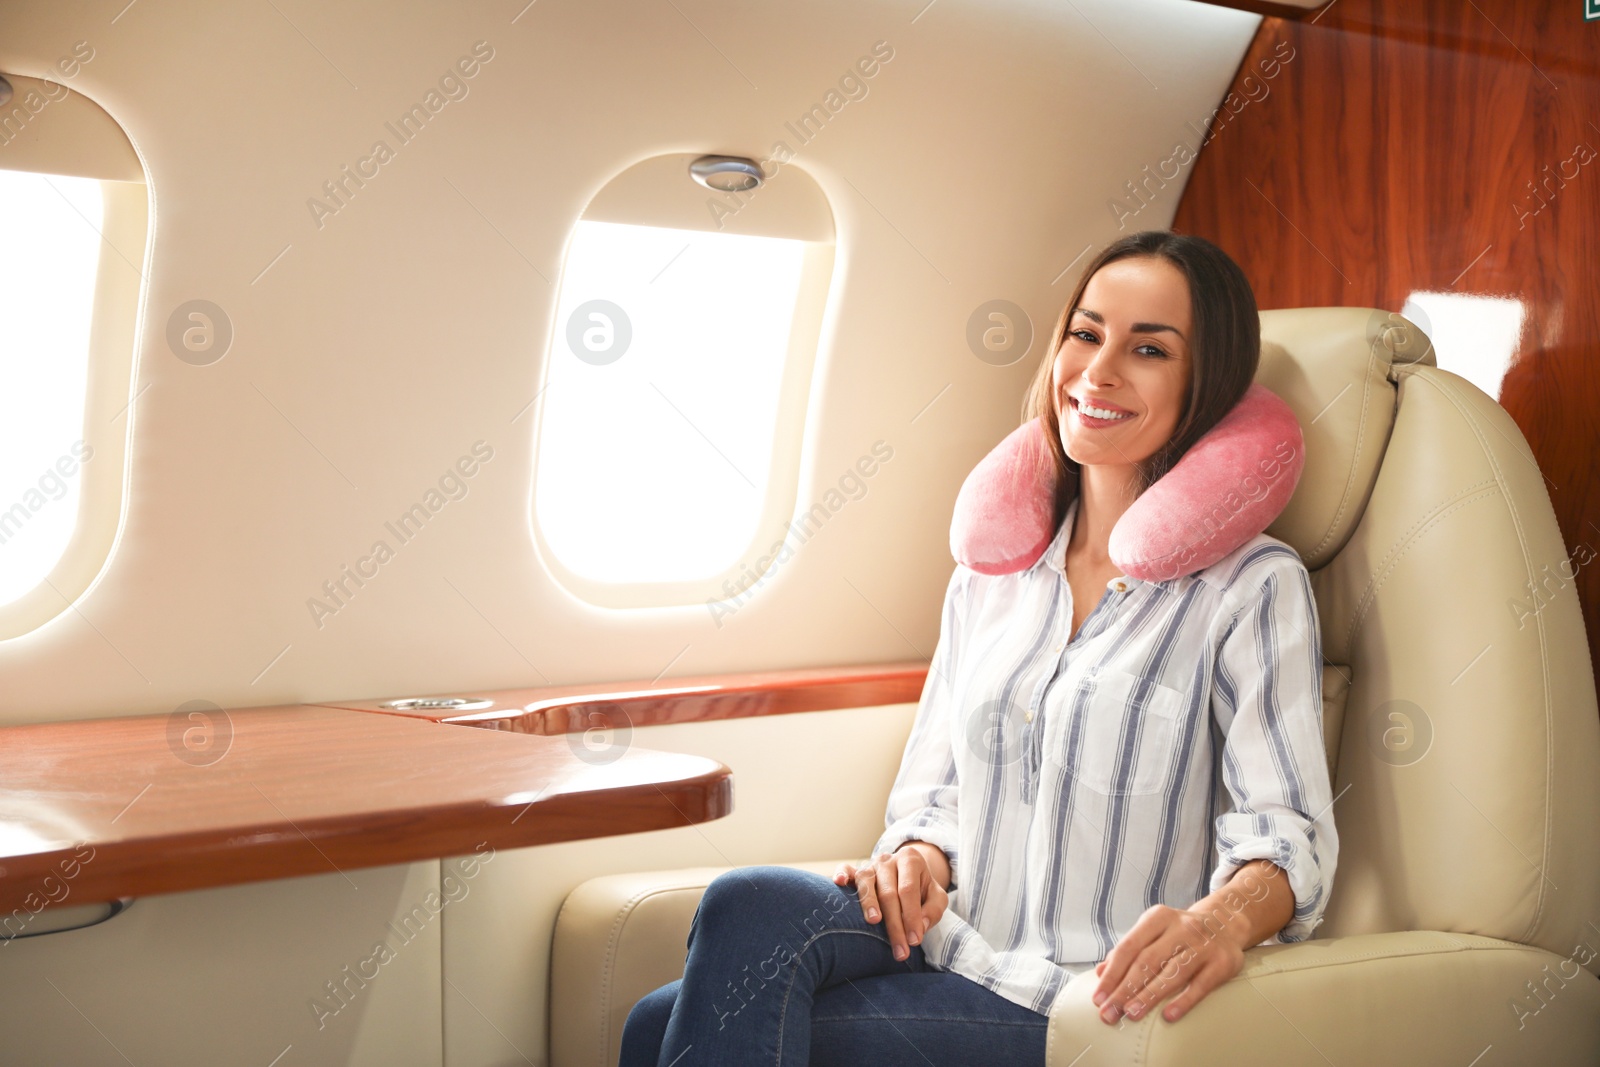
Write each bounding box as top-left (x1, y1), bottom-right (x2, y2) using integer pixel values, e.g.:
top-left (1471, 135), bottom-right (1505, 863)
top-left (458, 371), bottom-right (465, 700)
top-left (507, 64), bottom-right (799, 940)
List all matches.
top-left (895, 854), bottom-right (926, 946)
top-left (1093, 907), bottom-right (1170, 1017)
top-left (1154, 963), bottom-right (1224, 1022)
top-left (923, 878), bottom-right (948, 930)
top-left (852, 851), bottom-right (944, 963)
top-left (853, 858), bottom-right (882, 923)
top-left (1120, 940), bottom-right (1196, 1023)
top-left (868, 854), bottom-right (914, 960)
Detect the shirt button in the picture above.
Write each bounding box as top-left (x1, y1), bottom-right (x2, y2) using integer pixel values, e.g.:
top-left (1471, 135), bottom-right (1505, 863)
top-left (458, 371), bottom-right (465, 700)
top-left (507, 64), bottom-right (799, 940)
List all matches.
top-left (1025, 709), bottom-right (1034, 723)
top-left (1113, 580), bottom-right (1128, 592)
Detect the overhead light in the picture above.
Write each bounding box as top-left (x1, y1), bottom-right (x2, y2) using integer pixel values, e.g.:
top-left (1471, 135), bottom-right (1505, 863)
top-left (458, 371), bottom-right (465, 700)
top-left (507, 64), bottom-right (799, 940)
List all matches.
top-left (689, 155), bottom-right (764, 192)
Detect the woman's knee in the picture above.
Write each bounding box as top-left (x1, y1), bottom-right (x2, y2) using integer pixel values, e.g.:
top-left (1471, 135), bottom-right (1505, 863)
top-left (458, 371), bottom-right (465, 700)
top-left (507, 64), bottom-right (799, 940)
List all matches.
top-left (698, 865), bottom-right (842, 921)
top-left (620, 979), bottom-right (680, 1053)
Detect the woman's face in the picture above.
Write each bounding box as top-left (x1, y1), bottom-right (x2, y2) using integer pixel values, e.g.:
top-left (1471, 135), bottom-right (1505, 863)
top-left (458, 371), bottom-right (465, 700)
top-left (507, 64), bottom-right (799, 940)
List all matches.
top-left (1052, 255), bottom-right (1194, 469)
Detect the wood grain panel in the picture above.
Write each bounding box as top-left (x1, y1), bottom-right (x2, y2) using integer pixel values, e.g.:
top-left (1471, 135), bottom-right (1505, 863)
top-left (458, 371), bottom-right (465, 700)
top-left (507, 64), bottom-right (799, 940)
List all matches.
top-left (1172, 0), bottom-right (1600, 682)
top-left (0, 705), bottom-right (730, 916)
top-left (1200, 0), bottom-right (1329, 18)
top-left (318, 660), bottom-right (930, 734)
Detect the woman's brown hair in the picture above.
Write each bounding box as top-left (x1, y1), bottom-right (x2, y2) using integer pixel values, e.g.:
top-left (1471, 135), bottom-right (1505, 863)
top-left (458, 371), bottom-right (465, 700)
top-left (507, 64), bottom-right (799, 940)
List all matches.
top-left (1021, 230), bottom-right (1260, 531)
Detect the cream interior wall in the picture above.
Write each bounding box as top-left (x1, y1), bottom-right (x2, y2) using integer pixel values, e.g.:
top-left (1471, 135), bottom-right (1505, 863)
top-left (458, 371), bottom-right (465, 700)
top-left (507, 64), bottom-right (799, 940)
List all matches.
top-left (0, 0), bottom-right (1260, 724)
top-left (0, 859), bottom-right (446, 1067)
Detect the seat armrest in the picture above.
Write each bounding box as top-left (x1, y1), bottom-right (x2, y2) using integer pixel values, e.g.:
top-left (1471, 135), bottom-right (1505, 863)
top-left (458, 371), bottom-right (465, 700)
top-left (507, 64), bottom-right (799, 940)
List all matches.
top-left (1047, 930), bottom-right (1600, 1066)
top-left (550, 860), bottom-right (851, 1067)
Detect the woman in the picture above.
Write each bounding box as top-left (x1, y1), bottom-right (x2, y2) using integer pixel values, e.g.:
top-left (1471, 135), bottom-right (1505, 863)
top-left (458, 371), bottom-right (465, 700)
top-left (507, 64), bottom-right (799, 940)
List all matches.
top-left (619, 230), bottom-right (1337, 1066)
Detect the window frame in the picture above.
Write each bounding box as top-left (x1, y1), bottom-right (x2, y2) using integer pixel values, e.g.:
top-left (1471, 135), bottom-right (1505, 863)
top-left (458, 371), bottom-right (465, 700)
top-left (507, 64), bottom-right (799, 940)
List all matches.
top-left (528, 152), bottom-right (838, 610)
top-left (0, 73), bottom-right (146, 640)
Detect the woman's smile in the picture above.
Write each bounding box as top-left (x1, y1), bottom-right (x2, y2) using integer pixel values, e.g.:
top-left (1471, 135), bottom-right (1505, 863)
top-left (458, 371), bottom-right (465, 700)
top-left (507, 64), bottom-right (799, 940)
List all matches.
top-left (1068, 394), bottom-right (1138, 428)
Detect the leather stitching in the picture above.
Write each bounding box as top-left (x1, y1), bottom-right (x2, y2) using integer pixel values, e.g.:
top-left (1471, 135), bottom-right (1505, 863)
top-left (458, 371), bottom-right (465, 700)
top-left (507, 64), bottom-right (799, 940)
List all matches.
top-left (585, 875), bottom-right (723, 1067)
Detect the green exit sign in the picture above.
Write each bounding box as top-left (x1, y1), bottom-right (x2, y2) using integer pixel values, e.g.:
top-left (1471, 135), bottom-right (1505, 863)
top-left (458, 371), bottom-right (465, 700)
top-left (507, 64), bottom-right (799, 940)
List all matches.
top-left (1590, 0), bottom-right (1599, 20)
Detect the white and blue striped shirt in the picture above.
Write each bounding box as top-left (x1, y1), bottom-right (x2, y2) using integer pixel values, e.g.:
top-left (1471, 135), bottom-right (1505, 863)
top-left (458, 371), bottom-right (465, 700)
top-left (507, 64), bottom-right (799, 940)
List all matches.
top-left (872, 493), bottom-right (1338, 1016)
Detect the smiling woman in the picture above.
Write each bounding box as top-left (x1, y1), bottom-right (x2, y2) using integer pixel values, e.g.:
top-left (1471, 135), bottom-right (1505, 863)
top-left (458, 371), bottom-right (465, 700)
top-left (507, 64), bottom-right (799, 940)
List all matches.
top-left (616, 231), bottom-right (1337, 1064)
top-left (1029, 231), bottom-right (1262, 524)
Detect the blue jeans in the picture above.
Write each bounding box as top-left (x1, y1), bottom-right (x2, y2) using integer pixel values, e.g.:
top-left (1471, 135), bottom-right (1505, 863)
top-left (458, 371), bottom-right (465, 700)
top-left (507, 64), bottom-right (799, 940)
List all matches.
top-left (618, 865), bottom-right (1049, 1066)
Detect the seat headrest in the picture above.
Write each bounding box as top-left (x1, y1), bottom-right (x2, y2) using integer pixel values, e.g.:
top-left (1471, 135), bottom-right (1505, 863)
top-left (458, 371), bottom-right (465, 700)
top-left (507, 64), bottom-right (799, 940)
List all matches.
top-left (1257, 307), bottom-right (1434, 568)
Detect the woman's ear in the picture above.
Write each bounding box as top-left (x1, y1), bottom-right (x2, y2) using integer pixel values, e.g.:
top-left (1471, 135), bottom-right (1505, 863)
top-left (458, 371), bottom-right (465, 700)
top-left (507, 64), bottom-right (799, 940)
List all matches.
top-left (950, 383), bottom-right (1304, 579)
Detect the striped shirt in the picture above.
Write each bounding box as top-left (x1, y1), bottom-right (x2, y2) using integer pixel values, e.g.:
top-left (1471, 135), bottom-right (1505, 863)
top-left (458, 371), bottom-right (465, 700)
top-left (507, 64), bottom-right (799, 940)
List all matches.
top-left (872, 493), bottom-right (1338, 1017)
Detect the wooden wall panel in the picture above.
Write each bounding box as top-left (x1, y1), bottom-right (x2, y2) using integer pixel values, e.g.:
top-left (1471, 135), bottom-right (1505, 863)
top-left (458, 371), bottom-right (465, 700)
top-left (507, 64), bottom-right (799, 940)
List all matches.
top-left (1172, 0), bottom-right (1600, 687)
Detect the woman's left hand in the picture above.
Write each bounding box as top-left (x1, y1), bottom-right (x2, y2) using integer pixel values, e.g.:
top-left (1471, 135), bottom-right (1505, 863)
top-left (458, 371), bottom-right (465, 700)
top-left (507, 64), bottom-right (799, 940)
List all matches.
top-left (1089, 904), bottom-right (1246, 1025)
top-left (1094, 859), bottom-right (1293, 1025)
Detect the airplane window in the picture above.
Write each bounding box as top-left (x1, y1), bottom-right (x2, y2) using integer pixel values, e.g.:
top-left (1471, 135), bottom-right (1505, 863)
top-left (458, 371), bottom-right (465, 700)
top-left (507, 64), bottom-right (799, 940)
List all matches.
top-left (532, 152), bottom-right (835, 610)
top-left (537, 219), bottom-right (808, 583)
top-left (0, 71), bottom-right (144, 640)
top-left (0, 170), bottom-right (102, 606)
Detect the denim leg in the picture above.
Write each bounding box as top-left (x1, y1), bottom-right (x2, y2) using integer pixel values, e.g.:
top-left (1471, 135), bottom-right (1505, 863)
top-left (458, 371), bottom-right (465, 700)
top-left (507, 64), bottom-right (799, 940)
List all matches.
top-left (654, 865), bottom-right (930, 1067)
top-left (810, 972), bottom-right (1049, 1067)
top-left (619, 979), bottom-right (682, 1067)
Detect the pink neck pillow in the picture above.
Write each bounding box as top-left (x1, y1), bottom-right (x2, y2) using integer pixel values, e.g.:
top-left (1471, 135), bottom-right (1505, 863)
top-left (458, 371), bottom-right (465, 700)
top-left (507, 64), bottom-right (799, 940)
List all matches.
top-left (950, 382), bottom-right (1305, 581)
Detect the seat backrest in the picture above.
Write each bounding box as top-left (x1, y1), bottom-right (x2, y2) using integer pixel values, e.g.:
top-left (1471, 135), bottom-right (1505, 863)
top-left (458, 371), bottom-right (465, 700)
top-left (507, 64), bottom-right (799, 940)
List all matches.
top-left (1258, 307), bottom-right (1600, 972)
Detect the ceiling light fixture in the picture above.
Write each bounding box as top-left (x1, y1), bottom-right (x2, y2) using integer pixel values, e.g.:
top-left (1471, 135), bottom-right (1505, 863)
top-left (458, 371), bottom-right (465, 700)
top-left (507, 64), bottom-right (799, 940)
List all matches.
top-left (689, 155), bottom-right (764, 192)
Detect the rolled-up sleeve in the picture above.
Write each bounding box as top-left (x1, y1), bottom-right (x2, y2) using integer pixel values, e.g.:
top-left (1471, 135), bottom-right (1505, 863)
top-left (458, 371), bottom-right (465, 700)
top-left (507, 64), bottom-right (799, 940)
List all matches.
top-left (871, 565), bottom-right (968, 891)
top-left (1207, 550), bottom-right (1338, 945)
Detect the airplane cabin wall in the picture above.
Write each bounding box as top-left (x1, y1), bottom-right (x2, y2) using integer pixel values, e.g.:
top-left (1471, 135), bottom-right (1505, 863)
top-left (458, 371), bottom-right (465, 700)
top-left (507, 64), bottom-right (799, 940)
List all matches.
top-left (0, 0), bottom-right (1263, 726)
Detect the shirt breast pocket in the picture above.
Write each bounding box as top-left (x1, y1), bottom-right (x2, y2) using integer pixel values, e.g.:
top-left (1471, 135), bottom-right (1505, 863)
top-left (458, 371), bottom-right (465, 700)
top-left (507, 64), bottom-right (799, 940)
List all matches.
top-left (1045, 667), bottom-right (1188, 796)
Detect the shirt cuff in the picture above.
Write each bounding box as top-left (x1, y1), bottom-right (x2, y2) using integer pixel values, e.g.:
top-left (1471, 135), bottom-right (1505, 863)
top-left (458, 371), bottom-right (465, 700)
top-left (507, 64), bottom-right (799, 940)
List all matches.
top-left (874, 820), bottom-right (960, 892)
top-left (1208, 836), bottom-right (1328, 945)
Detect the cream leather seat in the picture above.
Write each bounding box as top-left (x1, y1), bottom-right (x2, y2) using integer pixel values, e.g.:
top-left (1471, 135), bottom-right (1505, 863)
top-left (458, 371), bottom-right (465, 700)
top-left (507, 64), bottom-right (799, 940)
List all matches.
top-left (549, 307), bottom-right (1600, 1065)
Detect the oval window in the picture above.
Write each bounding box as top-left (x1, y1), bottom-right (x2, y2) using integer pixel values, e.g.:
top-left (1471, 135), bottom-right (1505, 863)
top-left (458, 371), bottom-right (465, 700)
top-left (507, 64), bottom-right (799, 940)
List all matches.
top-left (532, 152), bottom-right (835, 610)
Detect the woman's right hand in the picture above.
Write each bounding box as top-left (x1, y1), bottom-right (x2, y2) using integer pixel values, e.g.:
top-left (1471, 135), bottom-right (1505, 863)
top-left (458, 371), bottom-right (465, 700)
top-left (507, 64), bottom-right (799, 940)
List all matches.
top-left (834, 843), bottom-right (950, 961)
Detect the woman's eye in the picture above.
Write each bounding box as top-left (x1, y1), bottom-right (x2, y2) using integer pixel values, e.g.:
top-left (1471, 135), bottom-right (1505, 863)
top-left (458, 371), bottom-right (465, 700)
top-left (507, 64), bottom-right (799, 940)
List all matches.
top-left (1070, 329), bottom-right (1165, 358)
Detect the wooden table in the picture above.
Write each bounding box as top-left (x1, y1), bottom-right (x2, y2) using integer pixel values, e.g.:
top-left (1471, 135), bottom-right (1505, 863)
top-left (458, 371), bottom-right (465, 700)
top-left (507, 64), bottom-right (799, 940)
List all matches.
top-left (0, 661), bottom-right (928, 918)
top-left (0, 703), bottom-right (731, 915)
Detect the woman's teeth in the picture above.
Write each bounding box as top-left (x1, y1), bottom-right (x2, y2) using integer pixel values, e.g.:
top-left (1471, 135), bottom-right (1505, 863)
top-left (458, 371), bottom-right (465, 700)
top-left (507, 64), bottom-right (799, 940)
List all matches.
top-left (1079, 401), bottom-right (1132, 421)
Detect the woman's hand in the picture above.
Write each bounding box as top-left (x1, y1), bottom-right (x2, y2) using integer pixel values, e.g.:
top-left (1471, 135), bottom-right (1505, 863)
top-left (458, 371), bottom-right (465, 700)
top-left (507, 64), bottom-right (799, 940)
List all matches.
top-left (1093, 860), bottom-right (1292, 1025)
top-left (834, 844), bottom-right (949, 962)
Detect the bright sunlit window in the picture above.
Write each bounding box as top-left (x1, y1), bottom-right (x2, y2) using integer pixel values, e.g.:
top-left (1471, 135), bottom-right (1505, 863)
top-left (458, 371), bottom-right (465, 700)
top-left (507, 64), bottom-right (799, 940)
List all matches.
top-left (0, 170), bottom-right (102, 607)
top-left (535, 219), bottom-right (811, 584)
top-left (1399, 290), bottom-right (1526, 400)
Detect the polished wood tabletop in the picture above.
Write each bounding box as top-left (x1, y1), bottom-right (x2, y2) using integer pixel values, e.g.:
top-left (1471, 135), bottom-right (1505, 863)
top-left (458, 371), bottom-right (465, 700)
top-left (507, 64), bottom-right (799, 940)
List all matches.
top-left (0, 703), bottom-right (730, 915)
top-left (320, 659), bottom-right (930, 734)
